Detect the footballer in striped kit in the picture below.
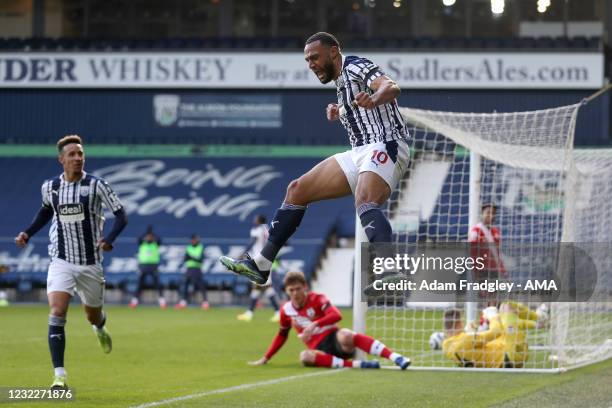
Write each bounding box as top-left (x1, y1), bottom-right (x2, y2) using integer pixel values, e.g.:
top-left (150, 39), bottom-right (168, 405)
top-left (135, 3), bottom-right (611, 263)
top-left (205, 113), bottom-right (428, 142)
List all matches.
top-left (220, 32), bottom-right (410, 289)
top-left (14, 135), bottom-right (128, 390)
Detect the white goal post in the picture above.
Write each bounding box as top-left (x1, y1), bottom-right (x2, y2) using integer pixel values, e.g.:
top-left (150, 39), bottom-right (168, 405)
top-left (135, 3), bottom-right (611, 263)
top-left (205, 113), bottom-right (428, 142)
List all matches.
top-left (353, 102), bottom-right (612, 372)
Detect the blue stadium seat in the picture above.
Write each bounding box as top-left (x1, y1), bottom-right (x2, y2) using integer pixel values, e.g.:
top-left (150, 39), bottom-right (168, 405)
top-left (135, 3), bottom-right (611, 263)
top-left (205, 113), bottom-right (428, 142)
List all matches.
top-left (398, 38), bottom-right (419, 49)
top-left (0, 272), bottom-right (19, 287)
top-left (17, 279), bottom-right (33, 293)
top-left (365, 38), bottom-right (387, 49)
top-left (105, 272), bottom-right (133, 289)
top-left (414, 37), bottom-right (435, 49)
top-left (215, 37), bottom-right (235, 49)
top-left (535, 36), bottom-right (555, 49)
top-left (5, 37), bottom-right (25, 50)
top-left (183, 37), bottom-right (205, 49)
top-left (56, 38), bottom-right (77, 50)
top-left (553, 36), bottom-right (571, 49)
top-left (570, 36), bottom-right (589, 49)
top-left (587, 36), bottom-right (602, 49)
top-left (232, 278), bottom-right (251, 296)
top-left (205, 273), bottom-right (239, 290)
top-left (159, 273), bottom-right (182, 288)
top-left (482, 38), bottom-right (503, 49)
top-left (435, 37), bottom-right (468, 49)
top-left (350, 38), bottom-right (368, 49)
top-left (466, 38), bottom-right (486, 49)
top-left (380, 38), bottom-right (402, 49)
top-left (2, 34), bottom-right (602, 52)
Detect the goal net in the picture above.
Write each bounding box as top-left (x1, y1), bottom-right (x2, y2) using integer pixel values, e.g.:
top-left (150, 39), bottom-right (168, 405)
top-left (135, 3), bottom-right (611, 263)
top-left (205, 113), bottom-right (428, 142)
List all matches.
top-left (354, 102), bottom-right (612, 372)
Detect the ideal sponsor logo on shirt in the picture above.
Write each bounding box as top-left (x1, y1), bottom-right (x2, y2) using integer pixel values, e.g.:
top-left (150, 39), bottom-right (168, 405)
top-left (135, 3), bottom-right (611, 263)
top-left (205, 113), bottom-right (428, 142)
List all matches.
top-left (58, 203), bottom-right (84, 222)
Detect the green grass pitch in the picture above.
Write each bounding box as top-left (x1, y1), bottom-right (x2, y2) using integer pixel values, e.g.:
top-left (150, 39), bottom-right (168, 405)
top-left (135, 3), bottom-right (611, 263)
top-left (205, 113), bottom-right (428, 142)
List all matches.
top-left (1, 305), bottom-right (612, 407)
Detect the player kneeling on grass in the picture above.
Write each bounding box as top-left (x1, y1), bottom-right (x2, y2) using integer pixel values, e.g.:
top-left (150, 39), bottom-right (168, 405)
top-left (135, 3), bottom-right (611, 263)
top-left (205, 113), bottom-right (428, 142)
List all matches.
top-left (442, 301), bottom-right (547, 368)
top-left (248, 271), bottom-right (410, 370)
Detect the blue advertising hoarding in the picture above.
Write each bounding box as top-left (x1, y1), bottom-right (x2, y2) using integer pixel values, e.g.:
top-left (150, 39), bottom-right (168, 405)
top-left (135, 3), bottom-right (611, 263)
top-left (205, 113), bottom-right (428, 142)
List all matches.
top-left (0, 157), bottom-right (354, 284)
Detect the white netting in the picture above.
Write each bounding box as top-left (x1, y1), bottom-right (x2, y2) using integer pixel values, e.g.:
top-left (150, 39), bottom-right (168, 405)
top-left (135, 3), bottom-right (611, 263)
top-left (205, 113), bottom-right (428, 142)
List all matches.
top-left (359, 103), bottom-right (612, 372)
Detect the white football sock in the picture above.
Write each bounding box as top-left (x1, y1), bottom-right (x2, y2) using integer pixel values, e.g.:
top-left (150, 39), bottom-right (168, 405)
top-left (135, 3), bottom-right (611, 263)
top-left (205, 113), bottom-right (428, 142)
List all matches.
top-left (254, 254), bottom-right (272, 271)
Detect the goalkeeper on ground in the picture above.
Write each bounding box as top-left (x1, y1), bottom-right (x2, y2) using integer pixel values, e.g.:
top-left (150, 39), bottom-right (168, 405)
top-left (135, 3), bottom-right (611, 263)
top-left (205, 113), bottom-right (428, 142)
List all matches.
top-left (442, 302), bottom-right (547, 368)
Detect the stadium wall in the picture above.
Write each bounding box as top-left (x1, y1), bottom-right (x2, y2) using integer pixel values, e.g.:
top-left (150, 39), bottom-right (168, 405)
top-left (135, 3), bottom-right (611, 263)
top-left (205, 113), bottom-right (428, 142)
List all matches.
top-left (0, 89), bottom-right (608, 146)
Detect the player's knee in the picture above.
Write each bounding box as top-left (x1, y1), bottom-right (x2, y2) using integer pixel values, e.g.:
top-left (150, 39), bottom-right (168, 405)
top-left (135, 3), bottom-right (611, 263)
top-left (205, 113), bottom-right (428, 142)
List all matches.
top-left (337, 329), bottom-right (354, 348)
top-left (285, 178), bottom-right (308, 205)
top-left (355, 193), bottom-right (387, 209)
top-left (49, 306), bottom-right (67, 318)
top-left (285, 179), bottom-right (300, 200)
top-left (354, 178), bottom-right (391, 207)
top-left (300, 350), bottom-right (315, 366)
top-left (49, 301), bottom-right (68, 317)
top-left (354, 188), bottom-right (373, 208)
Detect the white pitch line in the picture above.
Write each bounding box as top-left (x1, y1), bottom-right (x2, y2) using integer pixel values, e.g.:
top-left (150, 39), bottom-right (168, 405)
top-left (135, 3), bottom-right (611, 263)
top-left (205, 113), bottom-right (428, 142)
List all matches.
top-left (129, 369), bottom-right (346, 408)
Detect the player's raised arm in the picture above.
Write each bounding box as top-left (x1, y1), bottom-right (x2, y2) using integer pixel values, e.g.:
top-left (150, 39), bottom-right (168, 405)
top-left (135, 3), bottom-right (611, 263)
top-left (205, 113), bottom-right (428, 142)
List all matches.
top-left (354, 76), bottom-right (401, 110)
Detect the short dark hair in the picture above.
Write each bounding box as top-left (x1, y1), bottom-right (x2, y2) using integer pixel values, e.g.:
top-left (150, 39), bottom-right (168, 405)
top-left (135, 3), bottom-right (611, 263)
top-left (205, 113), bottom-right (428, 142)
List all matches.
top-left (255, 214), bottom-right (267, 224)
top-left (284, 271), bottom-right (307, 287)
top-left (481, 203), bottom-right (497, 213)
top-left (305, 32), bottom-right (340, 48)
top-left (57, 135), bottom-right (83, 153)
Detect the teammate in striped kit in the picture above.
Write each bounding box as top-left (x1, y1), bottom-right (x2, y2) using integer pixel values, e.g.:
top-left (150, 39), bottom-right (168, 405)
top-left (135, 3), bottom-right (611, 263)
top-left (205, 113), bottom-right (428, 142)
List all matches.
top-left (220, 32), bottom-right (410, 284)
top-left (248, 271), bottom-right (410, 370)
top-left (14, 135), bottom-right (128, 390)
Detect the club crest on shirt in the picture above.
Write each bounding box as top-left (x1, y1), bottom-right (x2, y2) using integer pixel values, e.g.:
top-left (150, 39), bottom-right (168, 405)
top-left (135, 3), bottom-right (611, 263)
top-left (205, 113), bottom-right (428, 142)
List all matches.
top-left (80, 186), bottom-right (89, 197)
top-left (306, 308), bottom-right (315, 318)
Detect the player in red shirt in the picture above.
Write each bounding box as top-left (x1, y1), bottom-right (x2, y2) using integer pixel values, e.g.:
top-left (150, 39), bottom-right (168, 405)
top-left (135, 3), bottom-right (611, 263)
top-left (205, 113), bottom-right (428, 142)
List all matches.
top-left (248, 271), bottom-right (411, 370)
top-left (468, 203), bottom-right (506, 276)
top-left (468, 204), bottom-right (507, 313)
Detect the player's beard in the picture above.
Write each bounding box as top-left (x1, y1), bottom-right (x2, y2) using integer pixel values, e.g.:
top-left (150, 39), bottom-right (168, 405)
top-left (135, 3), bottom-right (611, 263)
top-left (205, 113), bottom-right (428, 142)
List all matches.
top-left (318, 59), bottom-right (336, 84)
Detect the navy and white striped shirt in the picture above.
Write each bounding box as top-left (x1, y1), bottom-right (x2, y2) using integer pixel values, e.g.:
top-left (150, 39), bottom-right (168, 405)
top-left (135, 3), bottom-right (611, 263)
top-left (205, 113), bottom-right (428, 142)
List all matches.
top-left (336, 55), bottom-right (409, 147)
top-left (40, 172), bottom-right (123, 265)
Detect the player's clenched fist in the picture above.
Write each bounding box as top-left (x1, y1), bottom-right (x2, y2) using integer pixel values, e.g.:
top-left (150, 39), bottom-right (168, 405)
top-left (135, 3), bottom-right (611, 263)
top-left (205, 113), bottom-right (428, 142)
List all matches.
top-left (14, 232), bottom-right (29, 248)
top-left (326, 103), bottom-right (340, 121)
top-left (353, 91), bottom-right (377, 110)
top-left (97, 238), bottom-right (114, 252)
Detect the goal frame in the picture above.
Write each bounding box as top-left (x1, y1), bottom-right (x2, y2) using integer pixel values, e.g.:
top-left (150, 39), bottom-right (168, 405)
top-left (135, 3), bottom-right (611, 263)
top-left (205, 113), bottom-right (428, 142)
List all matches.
top-left (351, 101), bottom-right (610, 373)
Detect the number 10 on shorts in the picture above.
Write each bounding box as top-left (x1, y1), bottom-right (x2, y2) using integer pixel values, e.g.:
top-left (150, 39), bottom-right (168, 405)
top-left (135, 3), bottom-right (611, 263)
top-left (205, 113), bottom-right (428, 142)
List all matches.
top-left (371, 150), bottom-right (389, 165)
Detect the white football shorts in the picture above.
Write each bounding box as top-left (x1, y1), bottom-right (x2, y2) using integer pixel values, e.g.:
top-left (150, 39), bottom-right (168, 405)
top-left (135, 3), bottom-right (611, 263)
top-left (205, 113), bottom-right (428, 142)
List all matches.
top-left (334, 139), bottom-right (410, 193)
top-left (47, 258), bottom-right (105, 307)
